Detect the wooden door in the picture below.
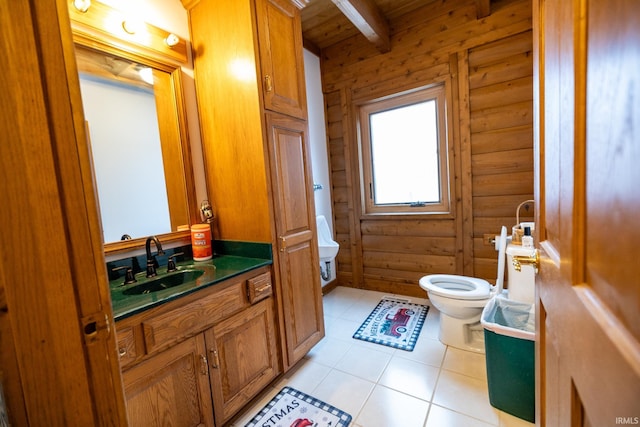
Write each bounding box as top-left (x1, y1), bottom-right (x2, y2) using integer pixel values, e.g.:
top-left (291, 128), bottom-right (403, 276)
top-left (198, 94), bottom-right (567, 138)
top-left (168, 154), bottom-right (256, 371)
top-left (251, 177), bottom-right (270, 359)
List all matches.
top-left (256, 0), bottom-right (308, 120)
top-left (534, 1), bottom-right (640, 425)
top-left (123, 335), bottom-right (214, 427)
top-left (205, 299), bottom-right (279, 425)
top-left (266, 113), bottom-right (325, 368)
top-left (0, 1), bottom-right (128, 425)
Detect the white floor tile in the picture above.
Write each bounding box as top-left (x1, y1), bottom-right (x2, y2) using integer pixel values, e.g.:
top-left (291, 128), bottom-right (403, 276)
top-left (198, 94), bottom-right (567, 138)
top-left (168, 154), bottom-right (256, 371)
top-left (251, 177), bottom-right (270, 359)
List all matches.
top-left (306, 335), bottom-right (353, 368)
top-left (230, 386), bottom-right (279, 427)
top-left (499, 410), bottom-right (535, 427)
top-left (334, 342), bottom-right (393, 382)
top-left (327, 285), bottom-right (367, 300)
top-left (350, 335), bottom-right (399, 355)
top-left (395, 335), bottom-right (446, 368)
top-left (433, 370), bottom-right (500, 425)
top-left (311, 369), bottom-right (375, 419)
top-left (323, 313), bottom-right (339, 331)
top-left (442, 347), bottom-right (488, 381)
top-left (337, 297), bottom-right (384, 323)
top-left (274, 358), bottom-right (332, 392)
top-left (355, 385), bottom-right (430, 427)
top-left (426, 404), bottom-right (496, 427)
top-left (422, 308), bottom-right (441, 341)
top-left (325, 317), bottom-right (362, 341)
top-left (378, 356), bottom-right (440, 401)
top-left (323, 292), bottom-right (358, 318)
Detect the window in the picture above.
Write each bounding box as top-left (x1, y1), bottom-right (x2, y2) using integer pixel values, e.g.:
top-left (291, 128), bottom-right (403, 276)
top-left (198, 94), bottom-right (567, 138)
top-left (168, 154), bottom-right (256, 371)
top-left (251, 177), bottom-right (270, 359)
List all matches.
top-left (358, 84), bottom-right (451, 215)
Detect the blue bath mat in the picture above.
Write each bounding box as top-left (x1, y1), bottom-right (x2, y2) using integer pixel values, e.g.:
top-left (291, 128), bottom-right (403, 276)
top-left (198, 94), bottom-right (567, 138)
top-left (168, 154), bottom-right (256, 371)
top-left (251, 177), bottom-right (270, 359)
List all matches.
top-left (244, 386), bottom-right (352, 427)
top-left (353, 298), bottom-right (429, 351)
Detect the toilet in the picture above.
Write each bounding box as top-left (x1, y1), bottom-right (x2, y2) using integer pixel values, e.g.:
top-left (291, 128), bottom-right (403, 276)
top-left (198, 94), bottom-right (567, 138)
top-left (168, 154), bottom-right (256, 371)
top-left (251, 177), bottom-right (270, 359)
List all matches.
top-left (419, 226), bottom-right (508, 353)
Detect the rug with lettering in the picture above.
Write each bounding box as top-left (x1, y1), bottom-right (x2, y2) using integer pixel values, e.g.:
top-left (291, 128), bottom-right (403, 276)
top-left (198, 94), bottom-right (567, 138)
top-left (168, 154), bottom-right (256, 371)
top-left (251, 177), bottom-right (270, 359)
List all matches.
top-left (352, 298), bottom-right (429, 351)
top-left (244, 386), bottom-right (352, 427)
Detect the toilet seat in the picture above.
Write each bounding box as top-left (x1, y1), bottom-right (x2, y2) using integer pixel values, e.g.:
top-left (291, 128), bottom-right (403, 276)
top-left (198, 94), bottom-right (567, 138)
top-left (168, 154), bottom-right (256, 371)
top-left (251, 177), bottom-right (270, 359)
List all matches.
top-left (419, 275), bottom-right (492, 300)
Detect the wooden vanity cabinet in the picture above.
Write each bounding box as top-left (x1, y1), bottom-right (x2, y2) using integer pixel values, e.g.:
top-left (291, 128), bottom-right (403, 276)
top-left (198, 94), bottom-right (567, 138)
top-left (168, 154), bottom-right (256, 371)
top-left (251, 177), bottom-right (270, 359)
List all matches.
top-left (115, 267), bottom-right (279, 426)
top-left (122, 335), bottom-right (214, 427)
top-left (185, 0), bottom-right (324, 372)
top-left (205, 298), bottom-right (278, 426)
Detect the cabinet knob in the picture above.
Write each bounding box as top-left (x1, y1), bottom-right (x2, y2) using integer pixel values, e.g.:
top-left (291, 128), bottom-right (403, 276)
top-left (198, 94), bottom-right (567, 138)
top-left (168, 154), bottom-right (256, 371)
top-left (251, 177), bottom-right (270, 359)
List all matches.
top-left (118, 347), bottom-right (127, 357)
top-left (264, 75), bottom-right (273, 92)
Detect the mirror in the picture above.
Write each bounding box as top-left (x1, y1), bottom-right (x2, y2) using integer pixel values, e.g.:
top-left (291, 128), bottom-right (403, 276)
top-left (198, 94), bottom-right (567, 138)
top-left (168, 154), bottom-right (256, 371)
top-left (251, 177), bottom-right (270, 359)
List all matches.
top-left (69, 2), bottom-right (197, 254)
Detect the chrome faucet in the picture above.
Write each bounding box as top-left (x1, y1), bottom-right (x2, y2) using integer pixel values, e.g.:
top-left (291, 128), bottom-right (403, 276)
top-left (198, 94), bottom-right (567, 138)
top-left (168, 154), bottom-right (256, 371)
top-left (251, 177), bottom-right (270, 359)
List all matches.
top-left (145, 236), bottom-right (165, 277)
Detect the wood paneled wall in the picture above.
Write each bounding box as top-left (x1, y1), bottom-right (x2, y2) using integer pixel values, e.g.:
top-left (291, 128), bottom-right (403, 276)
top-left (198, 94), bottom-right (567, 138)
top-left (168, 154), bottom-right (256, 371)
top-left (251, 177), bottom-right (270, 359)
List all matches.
top-left (321, 0), bottom-right (534, 297)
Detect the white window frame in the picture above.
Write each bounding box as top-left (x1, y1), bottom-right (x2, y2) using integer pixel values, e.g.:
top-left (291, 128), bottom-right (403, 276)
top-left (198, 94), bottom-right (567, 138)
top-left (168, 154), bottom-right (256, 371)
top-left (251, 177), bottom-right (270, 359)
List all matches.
top-left (357, 83), bottom-right (452, 217)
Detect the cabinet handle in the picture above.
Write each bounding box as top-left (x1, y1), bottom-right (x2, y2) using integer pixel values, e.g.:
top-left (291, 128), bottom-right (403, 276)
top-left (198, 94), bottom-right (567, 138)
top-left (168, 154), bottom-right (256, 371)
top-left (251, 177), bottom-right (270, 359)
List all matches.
top-left (199, 354), bottom-right (208, 376)
top-left (264, 75), bottom-right (273, 92)
top-left (210, 349), bottom-right (220, 369)
top-left (255, 284), bottom-right (271, 293)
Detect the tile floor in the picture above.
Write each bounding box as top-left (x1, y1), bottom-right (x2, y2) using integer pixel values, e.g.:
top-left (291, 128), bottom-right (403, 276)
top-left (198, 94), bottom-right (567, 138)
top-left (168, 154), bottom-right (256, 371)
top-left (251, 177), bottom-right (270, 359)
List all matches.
top-left (231, 286), bottom-right (535, 427)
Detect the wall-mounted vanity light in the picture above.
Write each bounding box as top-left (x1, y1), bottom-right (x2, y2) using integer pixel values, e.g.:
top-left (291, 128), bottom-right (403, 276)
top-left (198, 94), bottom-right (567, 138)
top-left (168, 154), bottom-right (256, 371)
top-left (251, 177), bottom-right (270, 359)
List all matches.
top-left (68, 0), bottom-right (187, 64)
top-left (73, 0), bottom-right (91, 13)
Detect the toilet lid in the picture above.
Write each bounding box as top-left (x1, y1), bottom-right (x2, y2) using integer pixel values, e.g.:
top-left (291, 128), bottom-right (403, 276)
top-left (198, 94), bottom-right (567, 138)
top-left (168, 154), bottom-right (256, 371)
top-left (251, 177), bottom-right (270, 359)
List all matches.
top-left (419, 274), bottom-right (491, 300)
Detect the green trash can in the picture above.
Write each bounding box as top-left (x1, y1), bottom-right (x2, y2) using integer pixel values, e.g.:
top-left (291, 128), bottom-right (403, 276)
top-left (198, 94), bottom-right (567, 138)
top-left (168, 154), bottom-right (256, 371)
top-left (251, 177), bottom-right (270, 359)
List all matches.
top-left (481, 296), bottom-right (535, 423)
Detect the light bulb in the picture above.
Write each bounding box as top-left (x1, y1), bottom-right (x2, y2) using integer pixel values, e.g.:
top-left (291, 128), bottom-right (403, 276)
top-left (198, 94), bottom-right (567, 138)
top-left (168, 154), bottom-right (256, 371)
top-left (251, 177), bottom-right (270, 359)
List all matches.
top-left (165, 33), bottom-right (180, 47)
top-left (73, 0), bottom-right (91, 13)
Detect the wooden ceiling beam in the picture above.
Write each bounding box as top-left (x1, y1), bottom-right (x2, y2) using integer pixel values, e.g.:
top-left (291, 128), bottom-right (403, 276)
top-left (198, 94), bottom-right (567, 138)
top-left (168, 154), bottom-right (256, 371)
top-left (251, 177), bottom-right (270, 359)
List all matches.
top-left (476, 0), bottom-right (491, 18)
top-left (331, 0), bottom-right (390, 53)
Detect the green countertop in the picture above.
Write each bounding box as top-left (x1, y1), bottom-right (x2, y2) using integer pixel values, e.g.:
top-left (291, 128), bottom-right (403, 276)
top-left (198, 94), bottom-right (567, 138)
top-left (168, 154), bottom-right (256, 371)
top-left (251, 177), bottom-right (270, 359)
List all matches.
top-left (110, 254), bottom-right (272, 320)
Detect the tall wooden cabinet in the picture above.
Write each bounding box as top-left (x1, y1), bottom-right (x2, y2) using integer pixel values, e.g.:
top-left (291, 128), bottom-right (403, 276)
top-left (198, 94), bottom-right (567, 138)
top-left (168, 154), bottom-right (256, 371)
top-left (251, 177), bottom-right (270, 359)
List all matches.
top-left (265, 113), bottom-right (324, 363)
top-left (184, 0), bottom-right (324, 370)
top-left (255, 0), bottom-right (307, 120)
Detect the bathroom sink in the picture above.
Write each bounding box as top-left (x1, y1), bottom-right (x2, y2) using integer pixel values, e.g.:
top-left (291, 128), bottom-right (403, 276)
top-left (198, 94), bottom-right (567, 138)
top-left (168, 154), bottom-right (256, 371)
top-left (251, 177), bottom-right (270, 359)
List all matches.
top-left (122, 269), bottom-right (205, 295)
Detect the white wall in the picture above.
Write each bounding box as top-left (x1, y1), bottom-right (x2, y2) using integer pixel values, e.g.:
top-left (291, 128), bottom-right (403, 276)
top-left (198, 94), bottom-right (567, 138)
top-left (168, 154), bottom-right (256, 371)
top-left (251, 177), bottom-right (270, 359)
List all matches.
top-left (304, 49), bottom-right (333, 231)
top-left (304, 49), bottom-right (337, 285)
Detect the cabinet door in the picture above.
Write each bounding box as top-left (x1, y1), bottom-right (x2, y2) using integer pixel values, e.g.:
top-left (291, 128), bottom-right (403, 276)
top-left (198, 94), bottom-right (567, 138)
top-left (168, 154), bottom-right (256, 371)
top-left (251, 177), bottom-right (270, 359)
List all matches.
top-left (205, 298), bottom-right (279, 426)
top-left (122, 335), bottom-right (214, 427)
top-left (115, 326), bottom-right (138, 369)
top-left (256, 0), bottom-right (308, 120)
top-left (266, 113), bottom-right (325, 368)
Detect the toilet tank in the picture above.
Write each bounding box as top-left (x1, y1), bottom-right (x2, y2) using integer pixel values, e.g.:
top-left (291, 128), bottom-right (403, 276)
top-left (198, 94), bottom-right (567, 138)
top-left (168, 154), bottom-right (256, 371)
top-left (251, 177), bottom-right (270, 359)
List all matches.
top-left (506, 244), bottom-right (536, 305)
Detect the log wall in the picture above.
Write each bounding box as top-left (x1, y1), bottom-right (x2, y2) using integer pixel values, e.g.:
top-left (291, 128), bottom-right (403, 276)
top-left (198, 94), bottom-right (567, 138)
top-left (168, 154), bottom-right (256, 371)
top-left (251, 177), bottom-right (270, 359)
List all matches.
top-left (321, 0), bottom-right (534, 297)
